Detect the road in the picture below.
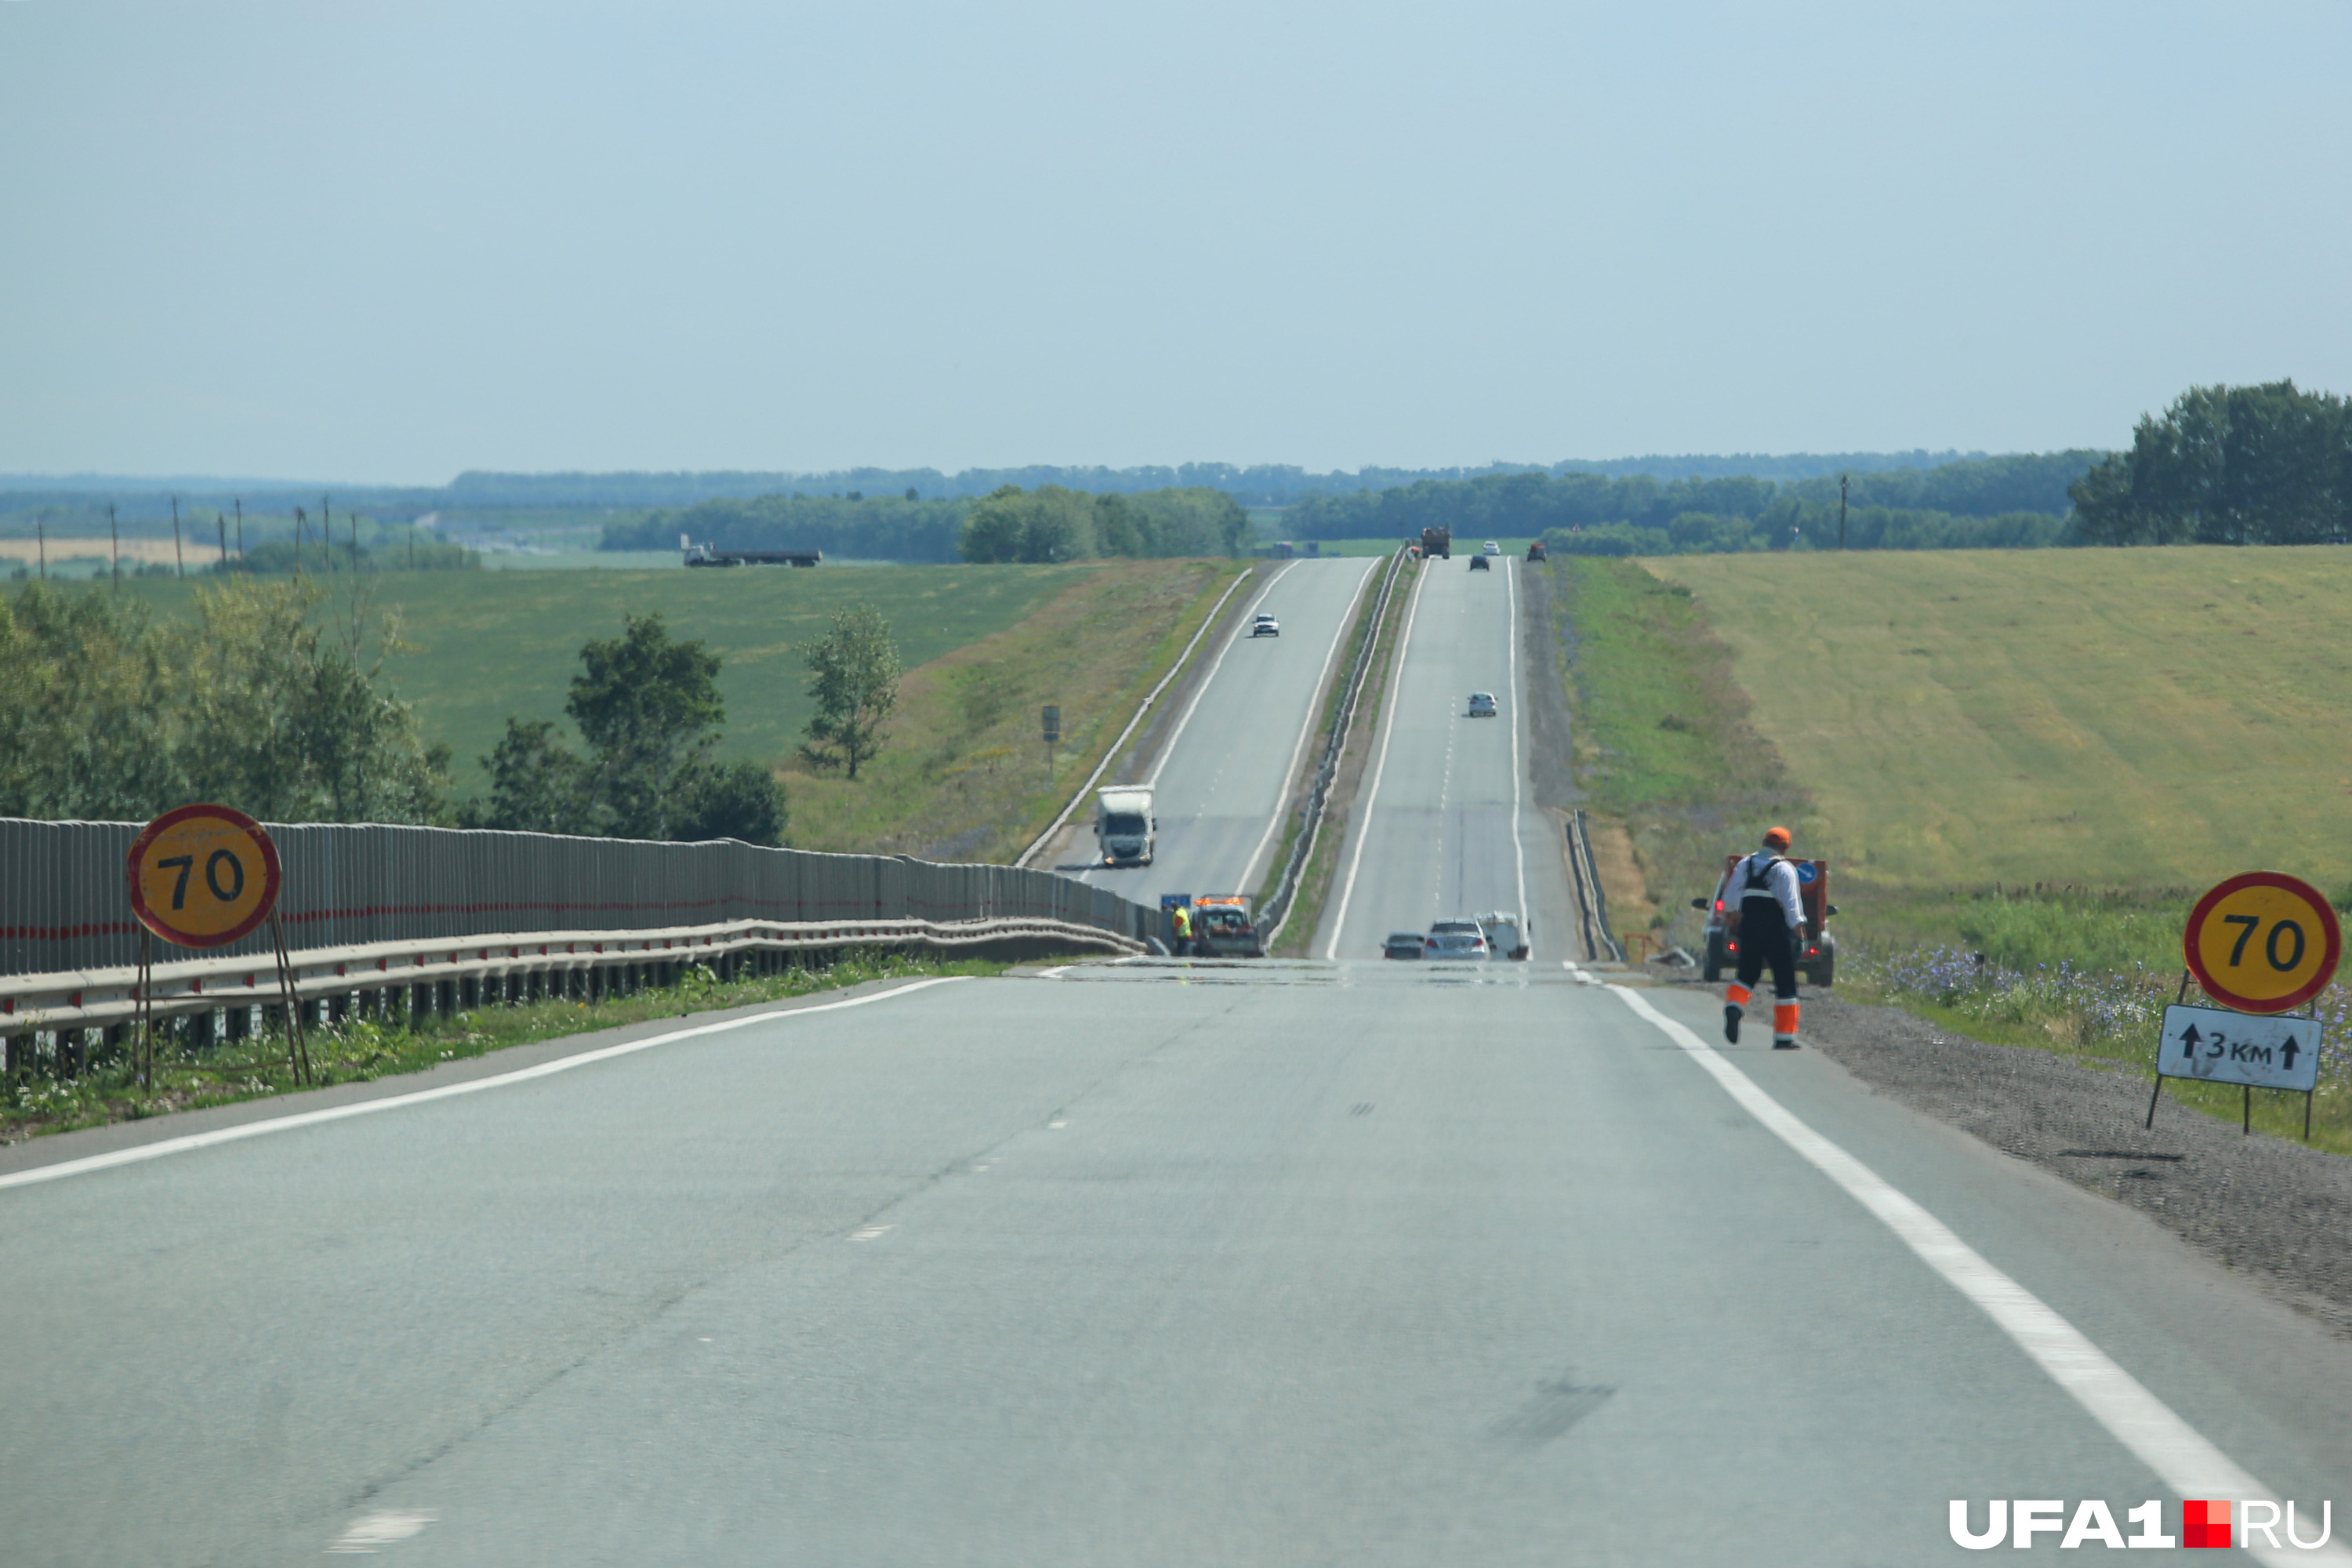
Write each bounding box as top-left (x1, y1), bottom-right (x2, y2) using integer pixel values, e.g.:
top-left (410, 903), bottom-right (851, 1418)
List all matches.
top-left (1068, 554), bottom-right (1375, 905)
top-left (1318, 553), bottom-right (1581, 960)
top-left (5, 554), bottom-right (2351, 1565)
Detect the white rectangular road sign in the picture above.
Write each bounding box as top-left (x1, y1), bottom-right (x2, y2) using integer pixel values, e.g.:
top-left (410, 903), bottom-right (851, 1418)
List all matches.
top-left (2158, 1004), bottom-right (2322, 1092)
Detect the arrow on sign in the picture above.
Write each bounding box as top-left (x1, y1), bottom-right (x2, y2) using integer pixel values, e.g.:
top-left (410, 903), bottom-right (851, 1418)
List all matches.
top-left (2282, 1036), bottom-right (2301, 1071)
top-left (2177, 1023), bottom-right (2201, 1063)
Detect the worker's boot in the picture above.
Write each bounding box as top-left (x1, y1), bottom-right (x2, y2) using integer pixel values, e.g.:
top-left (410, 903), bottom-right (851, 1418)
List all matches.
top-left (1772, 1000), bottom-right (1800, 1049)
top-left (1723, 983), bottom-right (1750, 1044)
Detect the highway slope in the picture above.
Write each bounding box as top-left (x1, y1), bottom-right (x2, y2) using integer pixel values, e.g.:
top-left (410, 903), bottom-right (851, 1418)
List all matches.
top-left (1069, 555), bottom-right (1374, 904)
top-left (1319, 553), bottom-right (1581, 960)
top-left (6, 549), bottom-right (2350, 1565)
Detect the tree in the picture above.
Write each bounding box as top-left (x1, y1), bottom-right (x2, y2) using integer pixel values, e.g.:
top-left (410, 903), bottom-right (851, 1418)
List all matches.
top-left (566, 612), bottom-right (726, 839)
top-left (466, 718), bottom-right (590, 833)
top-left (800, 604), bottom-right (901, 779)
top-left (673, 757), bottom-right (789, 845)
top-left (2071, 381), bottom-right (2352, 546)
top-left (0, 577), bottom-right (448, 824)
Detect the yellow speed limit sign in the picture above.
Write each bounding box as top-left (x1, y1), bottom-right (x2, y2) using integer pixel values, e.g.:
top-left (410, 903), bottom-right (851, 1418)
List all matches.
top-left (2183, 871), bottom-right (2342, 1015)
top-left (125, 804), bottom-right (283, 949)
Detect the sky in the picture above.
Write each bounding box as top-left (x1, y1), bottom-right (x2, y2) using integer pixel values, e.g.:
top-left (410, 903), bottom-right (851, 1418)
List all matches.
top-left (2, 2), bottom-right (2347, 485)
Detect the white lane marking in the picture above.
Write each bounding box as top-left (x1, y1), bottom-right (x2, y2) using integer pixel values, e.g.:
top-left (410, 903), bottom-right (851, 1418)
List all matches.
top-left (850, 1224), bottom-right (895, 1241)
top-left (1048, 1119), bottom-right (1068, 1128)
top-left (0, 978), bottom-right (972, 1194)
top-left (1505, 557), bottom-right (1529, 947)
top-left (1608, 985), bottom-right (2352, 1568)
top-left (325, 1509), bottom-right (436, 1553)
top-left (1324, 564), bottom-right (1430, 959)
top-left (1146, 560), bottom-right (1300, 790)
top-left (1034, 965), bottom-right (1071, 979)
top-left (1235, 556), bottom-right (1380, 893)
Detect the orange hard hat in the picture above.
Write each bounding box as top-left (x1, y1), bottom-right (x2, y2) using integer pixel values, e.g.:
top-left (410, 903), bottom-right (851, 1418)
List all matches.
top-left (1762, 826), bottom-right (1791, 848)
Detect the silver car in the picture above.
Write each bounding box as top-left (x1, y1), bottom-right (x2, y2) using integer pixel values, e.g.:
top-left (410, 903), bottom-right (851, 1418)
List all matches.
top-left (1424, 919), bottom-right (1490, 959)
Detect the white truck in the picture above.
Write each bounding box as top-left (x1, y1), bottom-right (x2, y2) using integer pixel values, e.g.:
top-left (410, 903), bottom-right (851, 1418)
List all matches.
top-left (1093, 786), bottom-right (1156, 867)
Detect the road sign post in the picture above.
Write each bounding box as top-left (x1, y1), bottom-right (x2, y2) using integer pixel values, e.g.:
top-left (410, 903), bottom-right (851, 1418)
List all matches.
top-left (125, 804), bottom-right (308, 1087)
top-left (2150, 872), bottom-right (2341, 1138)
top-left (1042, 704), bottom-right (1061, 779)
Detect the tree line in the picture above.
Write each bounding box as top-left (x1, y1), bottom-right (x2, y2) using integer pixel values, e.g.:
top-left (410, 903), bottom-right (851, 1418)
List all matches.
top-left (1285, 451), bottom-right (2100, 550)
top-left (2070, 381), bottom-right (2352, 545)
top-left (601, 485), bottom-right (1249, 564)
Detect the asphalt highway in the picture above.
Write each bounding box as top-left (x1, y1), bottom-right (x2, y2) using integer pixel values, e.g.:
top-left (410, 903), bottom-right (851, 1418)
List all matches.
top-left (1318, 553), bottom-right (1582, 960)
top-left (6, 550), bottom-right (2351, 1564)
top-left (1069, 554), bottom-right (1375, 905)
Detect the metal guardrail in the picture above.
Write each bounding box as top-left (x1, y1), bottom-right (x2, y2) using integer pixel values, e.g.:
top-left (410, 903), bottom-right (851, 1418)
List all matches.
top-left (0, 914), bottom-right (1134, 1057)
top-left (0, 818), bottom-right (1156, 1063)
top-left (1258, 546), bottom-right (1409, 945)
top-left (1565, 809), bottom-right (1626, 963)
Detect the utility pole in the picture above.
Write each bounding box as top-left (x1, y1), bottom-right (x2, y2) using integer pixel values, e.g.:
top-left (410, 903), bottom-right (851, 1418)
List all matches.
top-left (109, 503), bottom-right (120, 590)
top-left (1838, 474), bottom-right (1849, 551)
top-left (321, 495), bottom-right (334, 575)
top-left (234, 498), bottom-right (245, 561)
top-left (35, 511), bottom-right (44, 579)
top-left (217, 510), bottom-right (227, 570)
top-left (171, 496), bottom-right (185, 578)
top-left (293, 506), bottom-right (307, 575)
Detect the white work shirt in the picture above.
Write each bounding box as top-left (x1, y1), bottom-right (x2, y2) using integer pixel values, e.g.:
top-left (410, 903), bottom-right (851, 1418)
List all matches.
top-left (1719, 852), bottom-right (1803, 930)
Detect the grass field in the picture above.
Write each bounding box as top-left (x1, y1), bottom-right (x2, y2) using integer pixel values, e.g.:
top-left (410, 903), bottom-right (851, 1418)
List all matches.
top-left (1644, 546), bottom-right (2352, 891)
top-left (117, 566), bottom-right (1095, 793)
top-left (782, 560), bottom-right (1246, 858)
top-left (1545, 546), bottom-right (2352, 1152)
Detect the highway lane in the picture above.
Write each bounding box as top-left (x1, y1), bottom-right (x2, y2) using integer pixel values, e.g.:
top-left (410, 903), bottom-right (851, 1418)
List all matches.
top-left (1319, 552), bottom-right (1582, 960)
top-left (5, 968), bottom-right (2350, 1564)
top-left (1069, 555), bottom-right (1375, 905)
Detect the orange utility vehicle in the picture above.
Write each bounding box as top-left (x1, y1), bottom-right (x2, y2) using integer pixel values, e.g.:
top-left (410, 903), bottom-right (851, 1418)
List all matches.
top-left (1189, 895), bottom-right (1265, 958)
top-left (1693, 855), bottom-right (1837, 986)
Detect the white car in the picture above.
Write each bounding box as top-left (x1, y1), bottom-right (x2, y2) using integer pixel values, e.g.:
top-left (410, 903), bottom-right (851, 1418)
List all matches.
top-left (1425, 919), bottom-right (1491, 959)
top-left (1482, 540), bottom-right (1501, 555)
top-left (1250, 613), bottom-right (1280, 637)
top-left (1468, 691), bottom-right (1497, 717)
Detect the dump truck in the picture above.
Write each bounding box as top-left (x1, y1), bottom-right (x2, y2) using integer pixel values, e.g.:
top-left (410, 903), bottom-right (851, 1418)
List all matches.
top-left (1094, 786), bottom-right (1156, 867)
top-left (1693, 855), bottom-right (1837, 986)
top-left (1420, 525), bottom-right (1451, 560)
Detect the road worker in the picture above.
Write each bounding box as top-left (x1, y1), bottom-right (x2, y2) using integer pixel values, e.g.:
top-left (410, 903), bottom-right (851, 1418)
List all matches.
top-left (1719, 826), bottom-right (1805, 1048)
top-left (1171, 901), bottom-right (1193, 957)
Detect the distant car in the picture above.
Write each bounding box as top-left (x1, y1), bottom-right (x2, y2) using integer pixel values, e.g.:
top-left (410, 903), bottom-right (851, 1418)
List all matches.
top-left (1482, 540), bottom-right (1501, 555)
top-left (1468, 692), bottom-right (1497, 717)
top-left (1474, 910), bottom-right (1530, 961)
top-left (1383, 931), bottom-right (1425, 960)
top-left (1250, 613), bottom-right (1280, 637)
top-left (1425, 919), bottom-right (1490, 959)
top-left (1468, 554), bottom-right (1490, 571)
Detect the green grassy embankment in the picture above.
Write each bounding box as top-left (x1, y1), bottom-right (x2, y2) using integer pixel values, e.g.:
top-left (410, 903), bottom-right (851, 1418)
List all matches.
top-left (117, 565), bottom-right (1094, 795)
top-left (782, 560), bottom-right (1248, 859)
top-left (1551, 548), bottom-right (2352, 1151)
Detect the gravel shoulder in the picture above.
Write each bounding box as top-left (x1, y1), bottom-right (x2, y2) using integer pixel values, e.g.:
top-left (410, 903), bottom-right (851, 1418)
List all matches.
top-left (1654, 975), bottom-right (2352, 1338)
top-left (1769, 987), bottom-right (2352, 1338)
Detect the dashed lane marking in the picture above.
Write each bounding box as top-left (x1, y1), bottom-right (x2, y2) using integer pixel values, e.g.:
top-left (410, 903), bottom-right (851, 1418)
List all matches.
top-left (325, 1509), bottom-right (435, 1554)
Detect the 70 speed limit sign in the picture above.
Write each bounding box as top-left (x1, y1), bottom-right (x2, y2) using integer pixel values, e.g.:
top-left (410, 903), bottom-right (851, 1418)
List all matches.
top-left (125, 803), bottom-right (283, 949)
top-left (2183, 870), bottom-right (2342, 1015)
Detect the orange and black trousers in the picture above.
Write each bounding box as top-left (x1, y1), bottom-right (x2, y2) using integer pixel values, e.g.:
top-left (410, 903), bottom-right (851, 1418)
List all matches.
top-left (1726, 897), bottom-right (1800, 1043)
